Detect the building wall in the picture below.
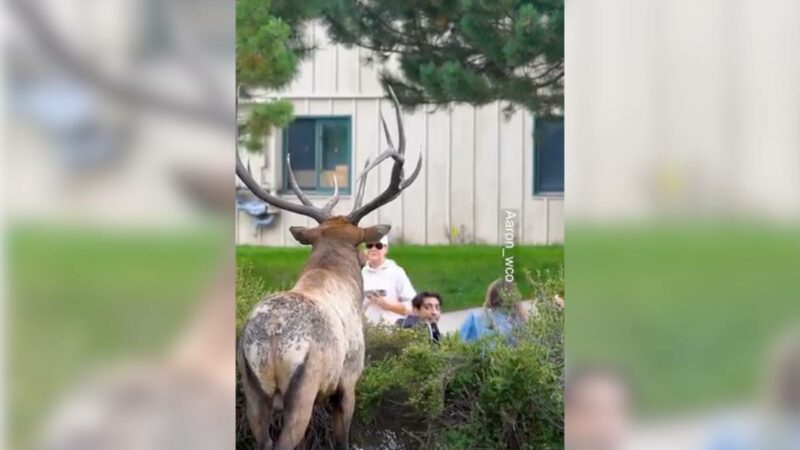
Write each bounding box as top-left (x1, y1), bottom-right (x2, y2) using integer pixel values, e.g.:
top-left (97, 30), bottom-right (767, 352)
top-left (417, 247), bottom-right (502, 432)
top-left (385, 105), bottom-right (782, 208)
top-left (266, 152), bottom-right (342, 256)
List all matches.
top-left (236, 22), bottom-right (563, 246)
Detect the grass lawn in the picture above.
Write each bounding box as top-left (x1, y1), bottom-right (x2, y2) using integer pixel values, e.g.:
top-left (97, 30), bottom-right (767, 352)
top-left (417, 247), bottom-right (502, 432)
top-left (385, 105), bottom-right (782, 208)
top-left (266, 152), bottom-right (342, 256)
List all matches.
top-left (237, 244), bottom-right (564, 312)
top-left (567, 223), bottom-right (800, 415)
top-left (9, 224), bottom-right (224, 448)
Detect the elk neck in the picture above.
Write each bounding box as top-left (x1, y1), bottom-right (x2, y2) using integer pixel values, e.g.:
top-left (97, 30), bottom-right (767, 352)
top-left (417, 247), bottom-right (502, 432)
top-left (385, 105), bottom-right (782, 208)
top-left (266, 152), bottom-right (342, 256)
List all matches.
top-left (293, 238), bottom-right (362, 297)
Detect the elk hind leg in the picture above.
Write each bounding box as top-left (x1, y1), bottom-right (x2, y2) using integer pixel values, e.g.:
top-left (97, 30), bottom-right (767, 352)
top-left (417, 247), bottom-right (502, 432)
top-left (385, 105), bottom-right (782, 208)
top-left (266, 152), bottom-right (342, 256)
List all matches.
top-left (238, 350), bottom-right (274, 450)
top-left (332, 382), bottom-right (356, 450)
top-left (275, 357), bottom-right (318, 450)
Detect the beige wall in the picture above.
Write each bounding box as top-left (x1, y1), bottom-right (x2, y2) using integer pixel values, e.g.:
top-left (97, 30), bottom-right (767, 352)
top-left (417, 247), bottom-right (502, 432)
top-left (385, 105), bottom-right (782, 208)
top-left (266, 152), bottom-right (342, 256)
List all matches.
top-left (236, 22), bottom-right (563, 246)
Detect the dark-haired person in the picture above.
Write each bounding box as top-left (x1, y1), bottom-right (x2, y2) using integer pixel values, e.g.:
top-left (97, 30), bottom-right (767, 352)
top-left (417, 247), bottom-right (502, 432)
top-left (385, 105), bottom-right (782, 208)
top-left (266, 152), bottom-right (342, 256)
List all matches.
top-left (396, 292), bottom-right (443, 342)
top-left (362, 235), bottom-right (416, 325)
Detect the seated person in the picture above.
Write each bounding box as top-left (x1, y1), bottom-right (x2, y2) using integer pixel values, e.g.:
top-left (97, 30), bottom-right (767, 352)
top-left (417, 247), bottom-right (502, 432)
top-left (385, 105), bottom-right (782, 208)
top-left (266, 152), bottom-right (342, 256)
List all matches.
top-left (396, 292), bottom-right (443, 342)
top-left (362, 236), bottom-right (416, 325)
top-left (459, 278), bottom-right (528, 343)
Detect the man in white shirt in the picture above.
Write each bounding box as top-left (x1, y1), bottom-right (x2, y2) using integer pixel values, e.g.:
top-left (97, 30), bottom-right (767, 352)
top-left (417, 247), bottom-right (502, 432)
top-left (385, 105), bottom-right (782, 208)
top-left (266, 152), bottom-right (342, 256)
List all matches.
top-left (361, 236), bottom-right (416, 325)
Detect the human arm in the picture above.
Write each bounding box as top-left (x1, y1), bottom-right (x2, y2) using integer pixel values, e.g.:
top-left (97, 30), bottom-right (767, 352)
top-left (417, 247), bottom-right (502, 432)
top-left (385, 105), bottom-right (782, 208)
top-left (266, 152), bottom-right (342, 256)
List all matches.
top-left (459, 311), bottom-right (478, 343)
top-left (515, 302), bottom-right (530, 323)
top-left (372, 294), bottom-right (410, 315)
top-left (392, 267), bottom-right (416, 315)
top-left (362, 290), bottom-right (375, 309)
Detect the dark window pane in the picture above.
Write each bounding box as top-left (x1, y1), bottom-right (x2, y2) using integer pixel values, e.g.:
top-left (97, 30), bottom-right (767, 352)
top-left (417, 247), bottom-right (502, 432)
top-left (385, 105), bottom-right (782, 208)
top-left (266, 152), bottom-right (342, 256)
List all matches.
top-left (320, 119), bottom-right (350, 189)
top-left (535, 118), bottom-right (564, 194)
top-left (286, 119), bottom-right (316, 189)
top-left (283, 117), bottom-right (351, 192)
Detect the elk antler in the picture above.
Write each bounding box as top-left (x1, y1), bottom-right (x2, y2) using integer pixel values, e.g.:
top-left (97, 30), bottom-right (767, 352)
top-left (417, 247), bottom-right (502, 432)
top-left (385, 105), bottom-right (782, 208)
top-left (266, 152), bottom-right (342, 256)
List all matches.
top-left (347, 86), bottom-right (422, 224)
top-left (236, 150), bottom-right (337, 224)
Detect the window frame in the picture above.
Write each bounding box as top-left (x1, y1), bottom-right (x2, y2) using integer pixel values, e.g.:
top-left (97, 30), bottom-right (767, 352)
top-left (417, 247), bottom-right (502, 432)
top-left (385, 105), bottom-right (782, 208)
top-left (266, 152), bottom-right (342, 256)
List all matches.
top-left (281, 115), bottom-right (353, 196)
top-left (533, 116), bottom-right (565, 196)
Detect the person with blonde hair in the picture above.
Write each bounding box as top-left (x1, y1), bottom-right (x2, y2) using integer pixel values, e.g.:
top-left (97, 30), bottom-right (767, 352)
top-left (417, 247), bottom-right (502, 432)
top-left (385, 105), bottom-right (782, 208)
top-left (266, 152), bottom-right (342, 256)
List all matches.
top-left (458, 278), bottom-right (528, 343)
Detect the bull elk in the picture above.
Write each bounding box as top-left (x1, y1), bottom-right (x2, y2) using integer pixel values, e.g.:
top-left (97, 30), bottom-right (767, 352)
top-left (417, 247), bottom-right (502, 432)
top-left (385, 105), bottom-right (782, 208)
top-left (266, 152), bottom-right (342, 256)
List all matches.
top-left (237, 87), bottom-right (422, 450)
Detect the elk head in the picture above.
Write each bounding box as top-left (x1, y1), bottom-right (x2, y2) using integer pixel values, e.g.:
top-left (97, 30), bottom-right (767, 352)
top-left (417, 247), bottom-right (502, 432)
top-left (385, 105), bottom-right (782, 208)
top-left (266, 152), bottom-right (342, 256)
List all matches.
top-left (236, 86), bottom-right (422, 245)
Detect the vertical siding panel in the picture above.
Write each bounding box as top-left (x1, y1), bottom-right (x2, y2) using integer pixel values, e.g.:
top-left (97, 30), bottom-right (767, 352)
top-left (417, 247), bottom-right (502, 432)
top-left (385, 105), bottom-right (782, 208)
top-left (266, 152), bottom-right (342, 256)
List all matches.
top-left (528, 198), bottom-right (548, 244)
top-left (296, 99), bottom-right (310, 237)
top-left (350, 99), bottom-right (358, 215)
top-left (375, 100), bottom-right (382, 220)
top-left (264, 130), bottom-right (283, 246)
top-left (545, 197), bottom-right (550, 243)
top-left (259, 220), bottom-right (279, 246)
top-left (426, 109), bottom-right (450, 244)
top-left (235, 212), bottom-right (246, 244)
top-left (281, 210), bottom-right (307, 247)
top-left (472, 108), bottom-right (477, 243)
top-left (376, 98), bottom-right (404, 235)
top-left (307, 99), bottom-right (330, 115)
top-left (354, 99), bottom-right (380, 228)
top-left (267, 126), bottom-right (279, 190)
top-left (473, 103), bottom-right (500, 244)
top-left (257, 101), bottom-right (286, 246)
top-left (523, 113), bottom-right (535, 244)
top-left (400, 111), bottom-right (427, 244)
top-left (447, 109), bottom-right (452, 238)
top-left (244, 217), bottom-right (262, 246)
top-left (334, 45), bottom-right (339, 92)
top-left (499, 109), bottom-right (524, 219)
top-left (359, 52), bottom-right (383, 95)
top-left (424, 112), bottom-right (428, 243)
top-left (311, 23), bottom-right (316, 92)
top-left (313, 22), bottom-right (336, 94)
top-left (330, 99), bottom-right (356, 216)
top-left (496, 103), bottom-right (501, 244)
top-left (292, 98), bottom-right (308, 114)
top-left (290, 58), bottom-right (314, 93)
top-left (242, 212), bottom-right (272, 247)
top-left (449, 105), bottom-right (476, 243)
top-left (548, 199), bottom-right (565, 244)
top-left (235, 211), bottom-right (240, 244)
top-left (289, 23), bottom-right (314, 93)
top-left (237, 101), bottom-right (283, 246)
top-left (338, 45), bottom-right (359, 94)
top-left (356, 47), bottom-right (362, 94)
top-left (278, 100), bottom-right (311, 247)
top-left (237, 149), bottom-right (262, 182)
top-left (235, 212), bottom-right (243, 245)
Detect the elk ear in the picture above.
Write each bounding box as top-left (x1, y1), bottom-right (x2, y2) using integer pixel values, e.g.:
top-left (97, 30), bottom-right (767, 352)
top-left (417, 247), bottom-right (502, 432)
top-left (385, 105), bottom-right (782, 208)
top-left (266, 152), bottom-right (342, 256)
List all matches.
top-left (361, 224), bottom-right (391, 243)
top-left (289, 226), bottom-right (318, 245)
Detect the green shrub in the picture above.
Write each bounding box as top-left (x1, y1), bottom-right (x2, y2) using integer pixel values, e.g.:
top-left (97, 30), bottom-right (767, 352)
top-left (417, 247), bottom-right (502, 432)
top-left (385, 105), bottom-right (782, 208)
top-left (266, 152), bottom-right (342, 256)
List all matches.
top-left (236, 268), bottom-right (564, 449)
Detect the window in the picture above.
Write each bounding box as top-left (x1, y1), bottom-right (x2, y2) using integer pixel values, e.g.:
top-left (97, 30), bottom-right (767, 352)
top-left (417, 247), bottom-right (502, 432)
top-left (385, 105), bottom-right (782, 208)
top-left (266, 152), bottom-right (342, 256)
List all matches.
top-left (534, 117), bottom-right (564, 194)
top-left (282, 117), bottom-right (352, 194)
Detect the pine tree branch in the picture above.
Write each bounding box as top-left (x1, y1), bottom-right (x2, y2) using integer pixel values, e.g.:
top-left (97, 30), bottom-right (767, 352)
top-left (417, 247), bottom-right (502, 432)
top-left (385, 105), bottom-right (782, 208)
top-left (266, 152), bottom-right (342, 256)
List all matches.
top-left (8, 0), bottom-right (232, 130)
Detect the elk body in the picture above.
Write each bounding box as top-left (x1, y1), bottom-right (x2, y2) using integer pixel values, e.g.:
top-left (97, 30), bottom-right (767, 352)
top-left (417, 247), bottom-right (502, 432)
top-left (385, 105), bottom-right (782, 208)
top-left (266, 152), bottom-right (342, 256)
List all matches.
top-left (237, 87), bottom-right (421, 450)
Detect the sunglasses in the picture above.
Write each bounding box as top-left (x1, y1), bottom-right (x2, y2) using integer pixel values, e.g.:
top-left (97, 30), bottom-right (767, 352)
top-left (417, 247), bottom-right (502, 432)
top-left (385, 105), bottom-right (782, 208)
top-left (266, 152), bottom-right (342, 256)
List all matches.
top-left (365, 242), bottom-right (385, 250)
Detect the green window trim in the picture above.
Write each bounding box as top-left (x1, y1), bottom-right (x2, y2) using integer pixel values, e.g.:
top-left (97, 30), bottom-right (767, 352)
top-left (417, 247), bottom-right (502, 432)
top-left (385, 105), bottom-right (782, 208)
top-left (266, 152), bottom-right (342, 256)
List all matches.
top-left (281, 116), bottom-right (353, 195)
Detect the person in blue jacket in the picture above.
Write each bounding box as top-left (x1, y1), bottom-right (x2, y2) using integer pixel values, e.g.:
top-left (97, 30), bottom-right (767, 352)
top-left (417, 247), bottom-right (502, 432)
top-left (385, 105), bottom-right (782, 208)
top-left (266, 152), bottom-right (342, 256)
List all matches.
top-left (459, 278), bottom-right (528, 343)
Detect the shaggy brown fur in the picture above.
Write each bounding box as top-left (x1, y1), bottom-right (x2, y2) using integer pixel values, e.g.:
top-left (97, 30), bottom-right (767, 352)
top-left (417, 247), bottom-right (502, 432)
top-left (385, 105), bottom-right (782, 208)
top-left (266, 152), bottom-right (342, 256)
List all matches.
top-left (239, 218), bottom-right (389, 450)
